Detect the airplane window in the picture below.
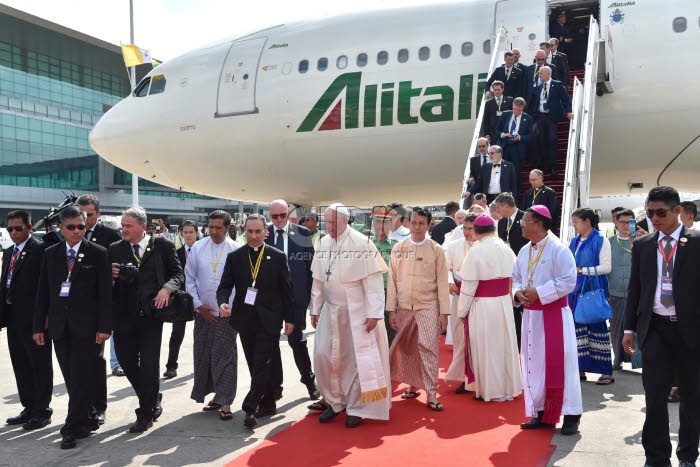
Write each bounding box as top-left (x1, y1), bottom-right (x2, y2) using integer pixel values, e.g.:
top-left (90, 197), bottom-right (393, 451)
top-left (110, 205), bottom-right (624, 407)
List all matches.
top-left (134, 78), bottom-right (150, 97)
top-left (149, 75), bottom-right (166, 95)
top-left (419, 47), bottom-right (430, 61)
top-left (462, 42), bottom-right (473, 56)
top-left (398, 49), bottom-right (409, 63)
top-left (318, 57), bottom-right (328, 71)
top-left (337, 55), bottom-right (348, 69)
top-left (377, 51), bottom-right (388, 65)
top-left (483, 39), bottom-right (492, 54)
top-left (357, 53), bottom-right (368, 67)
top-left (440, 44), bottom-right (451, 59)
top-left (299, 60), bottom-right (309, 73)
top-left (673, 17), bottom-right (687, 33)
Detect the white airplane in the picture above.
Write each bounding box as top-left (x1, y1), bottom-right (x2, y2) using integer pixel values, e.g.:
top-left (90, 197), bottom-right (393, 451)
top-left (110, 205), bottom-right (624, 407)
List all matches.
top-left (89, 0), bottom-right (700, 207)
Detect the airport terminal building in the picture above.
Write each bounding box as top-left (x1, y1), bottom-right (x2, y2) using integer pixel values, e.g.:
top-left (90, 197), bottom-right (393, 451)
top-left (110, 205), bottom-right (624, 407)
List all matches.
top-left (0, 4), bottom-right (252, 226)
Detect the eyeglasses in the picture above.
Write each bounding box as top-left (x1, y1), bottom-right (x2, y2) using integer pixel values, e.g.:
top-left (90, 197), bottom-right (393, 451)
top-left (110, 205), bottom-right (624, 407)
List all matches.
top-left (64, 224), bottom-right (87, 231)
top-left (646, 208), bottom-right (674, 219)
top-left (6, 226), bottom-right (25, 232)
top-left (270, 213), bottom-right (287, 220)
top-left (488, 152), bottom-right (498, 155)
top-left (535, 58), bottom-right (546, 62)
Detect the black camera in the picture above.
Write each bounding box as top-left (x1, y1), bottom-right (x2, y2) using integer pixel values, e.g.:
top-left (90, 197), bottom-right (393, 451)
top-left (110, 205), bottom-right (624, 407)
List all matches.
top-left (117, 263), bottom-right (140, 285)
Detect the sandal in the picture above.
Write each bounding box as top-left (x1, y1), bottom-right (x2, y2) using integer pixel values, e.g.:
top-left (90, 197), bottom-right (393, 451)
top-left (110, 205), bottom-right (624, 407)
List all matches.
top-left (401, 389), bottom-right (421, 399)
top-left (596, 376), bottom-right (615, 385)
top-left (473, 395), bottom-right (484, 401)
top-left (219, 410), bottom-right (233, 421)
top-left (307, 401), bottom-right (329, 412)
top-left (427, 401), bottom-right (444, 412)
top-left (668, 388), bottom-right (680, 403)
top-left (203, 400), bottom-right (222, 411)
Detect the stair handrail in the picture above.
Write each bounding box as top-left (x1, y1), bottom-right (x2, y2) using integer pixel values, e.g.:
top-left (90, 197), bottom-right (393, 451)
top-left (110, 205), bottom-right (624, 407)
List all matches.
top-left (578, 16), bottom-right (601, 209)
top-left (559, 77), bottom-right (584, 244)
top-left (460, 26), bottom-right (508, 200)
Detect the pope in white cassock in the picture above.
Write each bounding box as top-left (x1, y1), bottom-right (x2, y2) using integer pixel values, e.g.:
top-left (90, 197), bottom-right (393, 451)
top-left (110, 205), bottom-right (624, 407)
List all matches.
top-left (457, 214), bottom-right (521, 402)
top-left (512, 205), bottom-right (582, 435)
top-left (310, 203), bottom-right (391, 429)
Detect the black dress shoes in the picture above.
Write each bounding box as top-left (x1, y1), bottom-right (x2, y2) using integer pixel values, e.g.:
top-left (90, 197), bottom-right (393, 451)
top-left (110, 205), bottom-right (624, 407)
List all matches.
top-left (6, 409), bottom-right (30, 425)
top-left (520, 411), bottom-right (555, 430)
top-left (306, 382), bottom-right (321, 400)
top-left (163, 369), bottom-right (177, 379)
top-left (680, 461), bottom-right (696, 467)
top-left (561, 415), bottom-right (581, 435)
top-left (23, 416), bottom-right (51, 430)
top-left (455, 382), bottom-right (468, 394)
top-left (319, 407), bottom-right (341, 424)
top-left (244, 413), bottom-right (257, 428)
top-left (153, 393), bottom-right (163, 421)
top-left (255, 407), bottom-right (277, 418)
top-left (345, 415), bottom-right (362, 428)
top-left (60, 435), bottom-right (77, 450)
top-left (129, 418), bottom-right (153, 433)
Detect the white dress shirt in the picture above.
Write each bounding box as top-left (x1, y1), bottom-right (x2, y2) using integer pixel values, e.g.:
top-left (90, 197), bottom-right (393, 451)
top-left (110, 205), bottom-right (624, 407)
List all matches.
top-left (539, 81), bottom-right (550, 113)
top-left (653, 224), bottom-right (682, 317)
top-left (272, 222), bottom-right (290, 254)
top-left (488, 161), bottom-right (502, 194)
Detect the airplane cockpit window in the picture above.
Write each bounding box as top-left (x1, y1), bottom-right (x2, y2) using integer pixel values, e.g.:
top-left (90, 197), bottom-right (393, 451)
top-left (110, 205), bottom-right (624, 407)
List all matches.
top-left (673, 17), bottom-right (687, 33)
top-left (419, 47), bottom-right (430, 61)
top-left (398, 49), bottom-right (409, 63)
top-left (134, 78), bottom-right (150, 97)
top-left (149, 75), bottom-right (166, 95)
top-left (462, 42), bottom-right (473, 56)
top-left (299, 60), bottom-right (309, 73)
top-left (357, 53), bottom-right (368, 67)
top-left (483, 40), bottom-right (492, 54)
top-left (440, 44), bottom-right (451, 59)
top-left (318, 57), bottom-right (328, 71)
top-left (337, 55), bottom-right (348, 69)
top-left (377, 51), bottom-right (388, 65)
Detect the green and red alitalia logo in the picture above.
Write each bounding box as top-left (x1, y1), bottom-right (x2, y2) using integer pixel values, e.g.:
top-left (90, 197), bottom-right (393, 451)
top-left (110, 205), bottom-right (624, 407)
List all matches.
top-left (297, 72), bottom-right (486, 132)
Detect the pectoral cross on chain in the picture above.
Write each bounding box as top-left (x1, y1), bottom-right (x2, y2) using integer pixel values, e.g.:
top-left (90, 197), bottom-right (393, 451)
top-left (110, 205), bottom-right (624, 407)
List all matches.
top-left (326, 269), bottom-right (332, 281)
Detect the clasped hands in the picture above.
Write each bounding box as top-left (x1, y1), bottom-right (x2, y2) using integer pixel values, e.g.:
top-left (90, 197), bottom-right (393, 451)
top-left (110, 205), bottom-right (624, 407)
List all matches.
top-left (515, 288), bottom-right (540, 307)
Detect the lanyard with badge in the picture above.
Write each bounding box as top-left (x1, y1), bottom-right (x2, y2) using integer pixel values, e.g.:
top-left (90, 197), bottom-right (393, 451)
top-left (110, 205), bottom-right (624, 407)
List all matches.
top-left (526, 236), bottom-right (550, 288)
top-left (60, 252), bottom-right (77, 297)
top-left (616, 236), bottom-right (632, 254)
top-left (659, 238), bottom-right (678, 298)
top-left (532, 188), bottom-right (542, 203)
top-left (245, 243), bottom-right (266, 305)
top-left (6, 248), bottom-right (21, 288)
top-left (208, 240), bottom-right (227, 290)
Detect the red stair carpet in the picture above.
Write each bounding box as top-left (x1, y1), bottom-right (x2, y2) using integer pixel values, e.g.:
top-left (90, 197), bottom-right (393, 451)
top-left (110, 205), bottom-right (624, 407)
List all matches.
top-left (227, 341), bottom-right (555, 467)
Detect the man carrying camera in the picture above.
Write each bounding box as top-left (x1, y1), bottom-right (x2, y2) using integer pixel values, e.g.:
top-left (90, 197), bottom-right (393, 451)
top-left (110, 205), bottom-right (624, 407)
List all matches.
top-left (109, 207), bottom-right (184, 433)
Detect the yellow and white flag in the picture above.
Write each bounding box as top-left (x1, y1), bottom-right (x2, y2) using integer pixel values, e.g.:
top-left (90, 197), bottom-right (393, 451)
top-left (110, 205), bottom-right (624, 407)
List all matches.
top-left (121, 44), bottom-right (154, 67)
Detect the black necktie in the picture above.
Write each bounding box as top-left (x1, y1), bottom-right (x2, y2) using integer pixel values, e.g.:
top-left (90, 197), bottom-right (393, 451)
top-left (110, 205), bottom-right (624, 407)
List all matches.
top-left (275, 229), bottom-right (285, 252)
top-left (482, 155), bottom-right (487, 165)
top-left (67, 249), bottom-right (76, 270)
top-left (661, 236), bottom-right (674, 308)
top-left (493, 163), bottom-right (501, 167)
top-left (132, 243), bottom-right (141, 260)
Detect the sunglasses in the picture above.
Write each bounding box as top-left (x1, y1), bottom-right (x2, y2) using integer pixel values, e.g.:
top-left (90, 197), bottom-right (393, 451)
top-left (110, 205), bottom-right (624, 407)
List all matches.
top-left (64, 224), bottom-right (87, 231)
top-left (270, 213), bottom-right (287, 220)
top-left (535, 58), bottom-right (546, 62)
top-left (646, 208), bottom-right (674, 219)
top-left (6, 226), bottom-right (25, 232)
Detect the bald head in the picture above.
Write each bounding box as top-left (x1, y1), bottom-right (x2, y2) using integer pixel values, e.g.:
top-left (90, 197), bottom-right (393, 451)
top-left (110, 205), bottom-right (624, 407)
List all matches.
top-left (269, 199), bottom-right (290, 229)
top-left (539, 66), bottom-right (552, 81)
top-left (529, 169), bottom-right (544, 188)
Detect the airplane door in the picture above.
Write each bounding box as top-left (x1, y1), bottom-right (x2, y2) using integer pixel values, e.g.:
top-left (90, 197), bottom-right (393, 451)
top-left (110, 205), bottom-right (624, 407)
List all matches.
top-left (494, 0), bottom-right (546, 64)
top-left (216, 37), bottom-right (267, 117)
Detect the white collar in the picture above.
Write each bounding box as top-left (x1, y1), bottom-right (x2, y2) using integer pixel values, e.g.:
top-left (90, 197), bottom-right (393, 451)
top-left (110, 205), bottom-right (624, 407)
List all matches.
top-left (13, 237), bottom-right (29, 251)
top-left (273, 221), bottom-right (290, 233)
top-left (410, 236), bottom-right (428, 246)
top-left (660, 224), bottom-right (683, 241)
top-left (509, 211), bottom-right (518, 222)
top-left (65, 240), bottom-right (82, 255)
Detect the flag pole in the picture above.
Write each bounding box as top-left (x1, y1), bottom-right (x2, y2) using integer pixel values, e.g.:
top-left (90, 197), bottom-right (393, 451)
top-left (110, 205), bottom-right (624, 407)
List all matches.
top-left (129, 0), bottom-right (139, 207)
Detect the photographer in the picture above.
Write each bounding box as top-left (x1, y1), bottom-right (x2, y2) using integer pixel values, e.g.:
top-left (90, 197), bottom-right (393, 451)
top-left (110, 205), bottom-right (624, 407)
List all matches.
top-left (109, 207), bottom-right (184, 433)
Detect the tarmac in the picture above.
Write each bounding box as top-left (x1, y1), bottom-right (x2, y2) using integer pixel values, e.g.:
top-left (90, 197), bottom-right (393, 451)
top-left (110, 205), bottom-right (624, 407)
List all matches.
top-left (0, 321), bottom-right (684, 467)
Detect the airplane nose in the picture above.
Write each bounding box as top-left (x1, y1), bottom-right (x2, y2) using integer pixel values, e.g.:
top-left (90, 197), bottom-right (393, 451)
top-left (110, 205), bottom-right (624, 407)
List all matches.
top-left (89, 115), bottom-right (110, 158)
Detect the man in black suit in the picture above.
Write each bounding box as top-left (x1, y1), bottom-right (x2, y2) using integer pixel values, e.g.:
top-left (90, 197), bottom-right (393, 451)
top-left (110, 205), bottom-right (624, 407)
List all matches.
top-left (481, 81), bottom-right (513, 145)
top-left (462, 138), bottom-right (491, 209)
top-left (1, 210), bottom-right (53, 430)
top-left (512, 48), bottom-right (527, 74)
top-left (109, 206), bottom-right (184, 433)
top-left (548, 38), bottom-right (570, 86)
top-left (266, 200), bottom-right (319, 401)
top-left (486, 51), bottom-right (524, 99)
top-left (552, 11), bottom-right (573, 55)
top-left (521, 169), bottom-right (559, 228)
top-left (164, 220), bottom-right (198, 379)
top-left (526, 66), bottom-right (572, 175)
top-left (494, 193), bottom-right (527, 347)
top-left (218, 214), bottom-right (294, 428)
top-left (624, 186), bottom-right (700, 467)
top-left (464, 145), bottom-right (518, 204)
top-left (33, 205), bottom-right (112, 449)
top-left (540, 42), bottom-right (568, 87)
top-left (77, 194), bottom-right (122, 425)
top-left (431, 201), bottom-right (459, 245)
top-left (495, 97), bottom-right (534, 199)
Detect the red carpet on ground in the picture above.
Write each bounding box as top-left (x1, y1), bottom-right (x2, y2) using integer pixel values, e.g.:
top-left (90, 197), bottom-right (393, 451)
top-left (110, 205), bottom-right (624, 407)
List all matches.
top-left (228, 341), bottom-right (555, 467)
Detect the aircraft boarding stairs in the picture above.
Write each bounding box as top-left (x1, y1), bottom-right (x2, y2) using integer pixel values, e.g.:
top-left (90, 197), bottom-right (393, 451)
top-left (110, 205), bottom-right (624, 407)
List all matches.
top-left (461, 17), bottom-right (607, 244)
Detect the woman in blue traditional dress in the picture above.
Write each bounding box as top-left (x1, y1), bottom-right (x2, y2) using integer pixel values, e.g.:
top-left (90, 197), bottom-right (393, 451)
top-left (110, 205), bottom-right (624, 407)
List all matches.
top-left (569, 208), bottom-right (614, 385)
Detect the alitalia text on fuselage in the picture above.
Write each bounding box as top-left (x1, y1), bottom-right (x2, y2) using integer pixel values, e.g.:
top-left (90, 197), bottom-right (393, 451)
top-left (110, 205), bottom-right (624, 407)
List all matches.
top-left (297, 71), bottom-right (488, 132)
